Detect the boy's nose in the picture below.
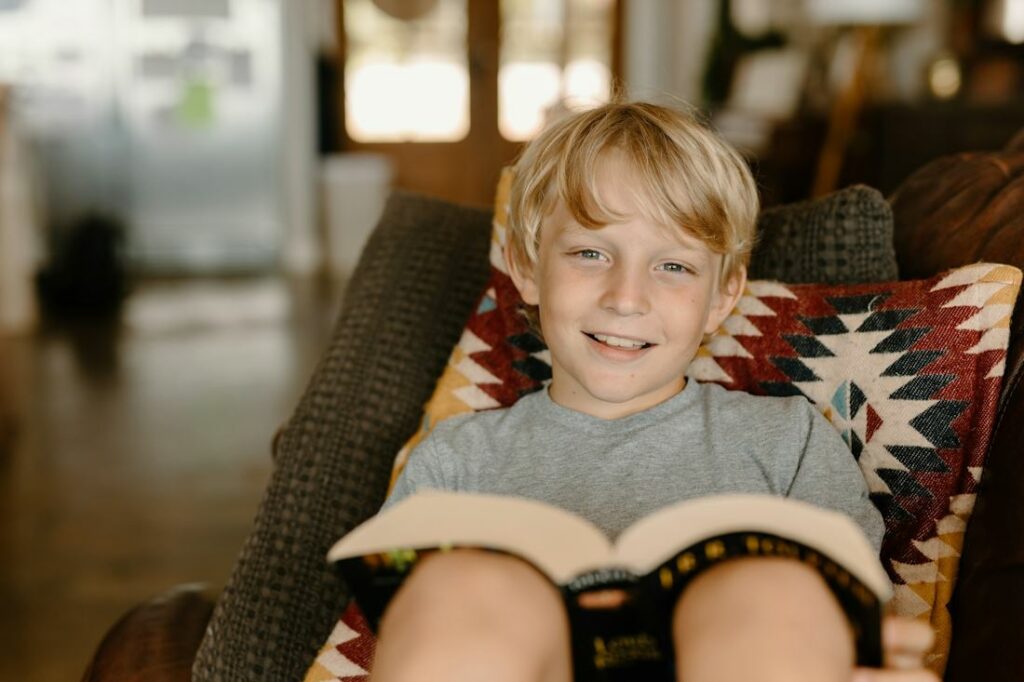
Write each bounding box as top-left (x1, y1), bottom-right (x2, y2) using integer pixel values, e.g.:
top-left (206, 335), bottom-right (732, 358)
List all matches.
top-left (599, 265), bottom-right (650, 316)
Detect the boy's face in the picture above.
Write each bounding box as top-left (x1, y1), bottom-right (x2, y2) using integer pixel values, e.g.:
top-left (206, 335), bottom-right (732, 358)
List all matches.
top-left (507, 155), bottom-right (745, 420)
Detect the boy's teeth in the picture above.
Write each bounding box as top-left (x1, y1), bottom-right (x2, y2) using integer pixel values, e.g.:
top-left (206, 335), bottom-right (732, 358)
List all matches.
top-left (593, 333), bottom-right (646, 349)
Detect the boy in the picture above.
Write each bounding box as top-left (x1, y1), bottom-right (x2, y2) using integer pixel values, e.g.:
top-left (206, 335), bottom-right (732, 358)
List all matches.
top-left (371, 102), bottom-right (935, 682)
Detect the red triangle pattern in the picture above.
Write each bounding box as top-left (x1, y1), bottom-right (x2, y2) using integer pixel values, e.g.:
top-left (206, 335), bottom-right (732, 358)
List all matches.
top-left (467, 270), bottom-right (544, 405)
top-left (866, 404), bottom-right (883, 443)
top-left (336, 601), bottom-right (376, 680)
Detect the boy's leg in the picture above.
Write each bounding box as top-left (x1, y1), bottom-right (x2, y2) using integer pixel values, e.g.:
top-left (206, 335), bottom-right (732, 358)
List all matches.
top-left (671, 557), bottom-right (854, 682)
top-left (370, 549), bottom-right (573, 682)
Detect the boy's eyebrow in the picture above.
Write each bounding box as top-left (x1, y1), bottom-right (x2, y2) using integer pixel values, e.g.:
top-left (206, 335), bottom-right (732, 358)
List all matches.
top-left (551, 220), bottom-right (603, 239)
top-left (669, 235), bottom-right (716, 257)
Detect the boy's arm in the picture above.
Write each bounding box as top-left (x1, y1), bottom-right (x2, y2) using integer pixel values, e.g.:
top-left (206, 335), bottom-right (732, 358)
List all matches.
top-left (380, 433), bottom-right (452, 511)
top-left (785, 401), bottom-right (885, 553)
top-left (785, 404), bottom-right (938, 679)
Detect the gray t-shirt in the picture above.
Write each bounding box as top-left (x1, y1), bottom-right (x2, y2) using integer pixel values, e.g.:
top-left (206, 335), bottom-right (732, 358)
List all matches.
top-left (385, 380), bottom-right (885, 552)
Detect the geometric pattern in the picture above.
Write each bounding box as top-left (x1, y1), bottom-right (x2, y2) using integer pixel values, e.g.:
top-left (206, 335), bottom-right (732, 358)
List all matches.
top-left (302, 602), bottom-right (375, 682)
top-left (685, 263), bottom-right (1021, 676)
top-left (304, 171), bottom-right (1021, 680)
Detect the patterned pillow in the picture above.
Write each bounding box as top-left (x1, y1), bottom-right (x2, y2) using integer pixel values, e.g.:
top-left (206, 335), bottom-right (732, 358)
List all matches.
top-left (304, 174), bottom-right (1019, 680)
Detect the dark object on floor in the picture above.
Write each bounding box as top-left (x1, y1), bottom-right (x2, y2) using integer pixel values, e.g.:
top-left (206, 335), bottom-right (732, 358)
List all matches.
top-left (81, 584), bottom-right (216, 682)
top-left (36, 213), bottom-right (128, 319)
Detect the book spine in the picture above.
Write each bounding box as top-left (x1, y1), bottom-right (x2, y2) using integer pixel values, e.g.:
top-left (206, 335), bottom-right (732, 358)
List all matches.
top-left (563, 572), bottom-right (676, 682)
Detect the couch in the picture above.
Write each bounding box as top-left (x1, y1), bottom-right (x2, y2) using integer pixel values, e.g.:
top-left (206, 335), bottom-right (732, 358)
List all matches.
top-left (84, 133), bottom-right (1024, 681)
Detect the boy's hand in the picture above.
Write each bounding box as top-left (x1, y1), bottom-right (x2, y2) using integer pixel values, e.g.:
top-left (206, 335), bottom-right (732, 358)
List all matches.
top-left (853, 616), bottom-right (939, 682)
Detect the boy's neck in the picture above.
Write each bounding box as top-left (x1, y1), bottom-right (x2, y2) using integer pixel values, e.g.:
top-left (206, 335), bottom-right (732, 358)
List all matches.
top-left (546, 379), bottom-right (689, 420)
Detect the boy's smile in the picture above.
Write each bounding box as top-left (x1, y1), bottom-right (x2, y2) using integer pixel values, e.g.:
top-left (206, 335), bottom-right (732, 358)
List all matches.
top-left (507, 154), bottom-right (745, 420)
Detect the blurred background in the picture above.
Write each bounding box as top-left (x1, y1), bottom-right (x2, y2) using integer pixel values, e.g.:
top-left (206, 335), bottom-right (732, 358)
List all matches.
top-left (0, 0), bottom-right (1021, 679)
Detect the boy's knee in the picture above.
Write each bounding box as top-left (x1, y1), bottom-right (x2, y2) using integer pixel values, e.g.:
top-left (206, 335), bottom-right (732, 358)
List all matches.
top-left (672, 557), bottom-right (854, 682)
top-left (374, 550), bottom-right (571, 682)
top-left (384, 549), bottom-right (557, 618)
top-left (673, 556), bottom-right (849, 620)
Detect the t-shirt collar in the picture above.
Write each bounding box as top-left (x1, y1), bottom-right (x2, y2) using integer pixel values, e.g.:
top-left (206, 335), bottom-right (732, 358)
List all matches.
top-left (531, 379), bottom-right (699, 434)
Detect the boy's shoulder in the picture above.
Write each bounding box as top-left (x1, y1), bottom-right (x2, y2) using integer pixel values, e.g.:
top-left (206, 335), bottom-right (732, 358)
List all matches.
top-left (427, 388), bottom-right (544, 442)
top-left (693, 381), bottom-right (818, 425)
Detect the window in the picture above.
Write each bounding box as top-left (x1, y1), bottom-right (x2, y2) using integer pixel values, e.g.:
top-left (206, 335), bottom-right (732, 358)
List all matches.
top-left (341, 0), bottom-right (615, 143)
top-left (343, 0), bottom-right (469, 142)
top-left (499, 0), bottom-right (614, 140)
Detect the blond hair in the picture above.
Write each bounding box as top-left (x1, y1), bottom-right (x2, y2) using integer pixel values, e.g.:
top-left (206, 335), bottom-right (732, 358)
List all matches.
top-left (507, 101), bottom-right (758, 288)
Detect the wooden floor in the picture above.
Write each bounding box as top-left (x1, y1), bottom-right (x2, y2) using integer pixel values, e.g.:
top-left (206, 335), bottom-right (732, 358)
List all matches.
top-left (0, 276), bottom-right (343, 682)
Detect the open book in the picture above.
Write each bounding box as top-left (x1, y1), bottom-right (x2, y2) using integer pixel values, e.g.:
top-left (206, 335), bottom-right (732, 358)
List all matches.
top-left (329, 491), bottom-right (891, 680)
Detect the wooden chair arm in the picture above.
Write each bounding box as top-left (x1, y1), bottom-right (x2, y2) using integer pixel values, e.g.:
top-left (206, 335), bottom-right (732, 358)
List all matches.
top-left (81, 583), bottom-right (218, 682)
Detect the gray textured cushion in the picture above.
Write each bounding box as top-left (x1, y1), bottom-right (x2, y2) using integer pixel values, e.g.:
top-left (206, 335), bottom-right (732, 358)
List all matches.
top-left (749, 185), bottom-right (898, 284)
top-left (193, 191), bottom-right (492, 681)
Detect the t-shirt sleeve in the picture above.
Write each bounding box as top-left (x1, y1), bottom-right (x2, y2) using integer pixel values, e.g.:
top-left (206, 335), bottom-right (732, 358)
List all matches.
top-left (380, 433), bottom-right (451, 511)
top-left (785, 401), bottom-right (886, 555)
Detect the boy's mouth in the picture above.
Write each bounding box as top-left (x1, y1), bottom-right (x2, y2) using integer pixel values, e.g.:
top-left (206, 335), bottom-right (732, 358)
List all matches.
top-left (583, 332), bottom-right (653, 350)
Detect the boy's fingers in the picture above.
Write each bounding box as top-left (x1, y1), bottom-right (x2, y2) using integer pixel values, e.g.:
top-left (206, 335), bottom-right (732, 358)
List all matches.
top-left (883, 617), bottom-right (935, 654)
top-left (883, 653), bottom-right (931, 670)
top-left (853, 669), bottom-right (940, 682)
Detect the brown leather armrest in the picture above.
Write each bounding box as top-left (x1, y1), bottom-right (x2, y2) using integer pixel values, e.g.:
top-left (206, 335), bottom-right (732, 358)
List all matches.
top-left (81, 584), bottom-right (218, 682)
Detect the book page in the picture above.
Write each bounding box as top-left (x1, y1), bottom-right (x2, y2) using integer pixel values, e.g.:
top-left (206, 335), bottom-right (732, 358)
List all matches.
top-left (328, 491), bottom-right (614, 584)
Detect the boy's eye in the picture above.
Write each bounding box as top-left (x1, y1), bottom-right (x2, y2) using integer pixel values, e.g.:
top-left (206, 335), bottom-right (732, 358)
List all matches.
top-left (573, 249), bottom-right (605, 260)
top-left (658, 262), bottom-right (691, 274)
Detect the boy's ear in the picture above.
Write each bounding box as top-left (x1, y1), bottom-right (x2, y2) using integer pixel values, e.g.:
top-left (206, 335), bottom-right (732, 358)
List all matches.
top-left (703, 266), bottom-right (747, 335)
top-left (504, 244), bottom-right (540, 305)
